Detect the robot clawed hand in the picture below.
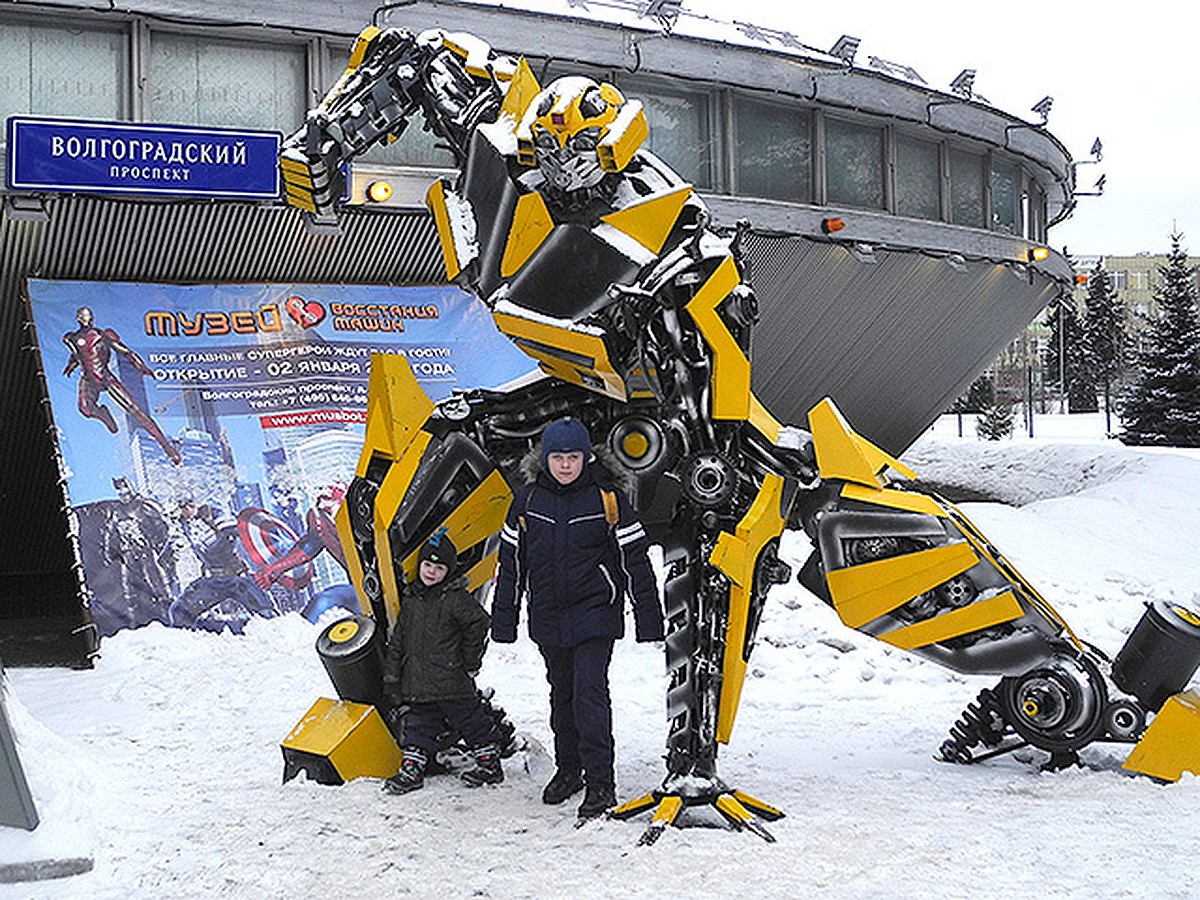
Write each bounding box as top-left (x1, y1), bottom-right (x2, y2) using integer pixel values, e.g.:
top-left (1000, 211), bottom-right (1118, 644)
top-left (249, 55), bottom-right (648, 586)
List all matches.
top-left (281, 24), bottom-right (1200, 841)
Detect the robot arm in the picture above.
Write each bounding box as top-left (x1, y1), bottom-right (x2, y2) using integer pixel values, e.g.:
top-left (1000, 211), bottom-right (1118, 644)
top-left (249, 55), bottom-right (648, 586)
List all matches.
top-left (280, 26), bottom-right (518, 219)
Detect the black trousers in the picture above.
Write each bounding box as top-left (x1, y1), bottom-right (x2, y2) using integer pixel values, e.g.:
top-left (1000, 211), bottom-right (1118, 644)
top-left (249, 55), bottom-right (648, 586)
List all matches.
top-left (538, 637), bottom-right (616, 789)
top-left (399, 695), bottom-right (498, 755)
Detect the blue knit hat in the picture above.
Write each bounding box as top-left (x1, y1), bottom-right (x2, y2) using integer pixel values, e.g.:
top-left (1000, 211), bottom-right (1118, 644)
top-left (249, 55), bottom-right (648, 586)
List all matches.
top-left (541, 417), bottom-right (591, 467)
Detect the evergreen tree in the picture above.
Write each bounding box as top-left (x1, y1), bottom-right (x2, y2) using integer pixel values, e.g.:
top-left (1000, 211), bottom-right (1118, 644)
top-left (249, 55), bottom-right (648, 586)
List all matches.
top-left (1120, 232), bottom-right (1200, 446)
top-left (975, 397), bottom-right (1014, 440)
top-left (1067, 317), bottom-right (1099, 412)
top-left (1044, 294), bottom-right (1096, 411)
top-left (1082, 264), bottom-right (1126, 433)
top-left (949, 373), bottom-right (996, 413)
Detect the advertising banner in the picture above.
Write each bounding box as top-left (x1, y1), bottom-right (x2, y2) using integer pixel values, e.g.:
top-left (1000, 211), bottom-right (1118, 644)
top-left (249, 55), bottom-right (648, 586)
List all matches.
top-left (26, 280), bottom-right (534, 637)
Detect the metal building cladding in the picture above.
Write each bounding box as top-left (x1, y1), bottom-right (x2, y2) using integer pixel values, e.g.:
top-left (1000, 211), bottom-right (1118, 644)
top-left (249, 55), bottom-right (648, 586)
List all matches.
top-left (0, 0), bottom-right (1077, 664)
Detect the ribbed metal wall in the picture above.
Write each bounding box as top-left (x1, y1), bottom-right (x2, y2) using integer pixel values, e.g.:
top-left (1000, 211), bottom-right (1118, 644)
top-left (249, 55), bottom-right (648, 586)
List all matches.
top-left (0, 194), bottom-right (441, 658)
top-left (746, 232), bottom-right (1059, 453)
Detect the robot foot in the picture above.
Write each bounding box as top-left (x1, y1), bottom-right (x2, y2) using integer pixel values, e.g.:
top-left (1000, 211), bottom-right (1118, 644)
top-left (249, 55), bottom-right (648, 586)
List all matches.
top-left (611, 783), bottom-right (783, 845)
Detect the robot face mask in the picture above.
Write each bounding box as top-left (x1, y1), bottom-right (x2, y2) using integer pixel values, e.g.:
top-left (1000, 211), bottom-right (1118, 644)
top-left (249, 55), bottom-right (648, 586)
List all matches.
top-left (516, 76), bottom-right (647, 195)
top-left (533, 123), bottom-right (606, 193)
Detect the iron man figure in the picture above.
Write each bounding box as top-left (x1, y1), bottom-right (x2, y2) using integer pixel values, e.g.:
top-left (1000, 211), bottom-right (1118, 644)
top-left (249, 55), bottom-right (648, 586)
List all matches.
top-left (279, 26), bottom-right (1200, 841)
top-left (62, 306), bottom-right (182, 465)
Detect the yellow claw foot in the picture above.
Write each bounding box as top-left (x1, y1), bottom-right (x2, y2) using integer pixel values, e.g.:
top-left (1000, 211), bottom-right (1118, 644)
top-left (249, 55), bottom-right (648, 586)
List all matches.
top-left (611, 783), bottom-right (783, 844)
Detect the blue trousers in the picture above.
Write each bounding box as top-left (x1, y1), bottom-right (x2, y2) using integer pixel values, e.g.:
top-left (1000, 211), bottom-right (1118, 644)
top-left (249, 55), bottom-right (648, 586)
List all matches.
top-left (539, 637), bottom-right (615, 789)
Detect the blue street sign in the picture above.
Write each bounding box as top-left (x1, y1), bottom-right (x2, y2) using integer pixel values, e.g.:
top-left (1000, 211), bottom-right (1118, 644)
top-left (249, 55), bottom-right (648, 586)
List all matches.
top-left (6, 117), bottom-right (281, 200)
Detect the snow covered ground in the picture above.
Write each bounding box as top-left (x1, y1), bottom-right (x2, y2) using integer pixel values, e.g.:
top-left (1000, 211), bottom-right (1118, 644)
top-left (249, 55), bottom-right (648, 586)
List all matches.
top-left (4, 413), bottom-right (1200, 898)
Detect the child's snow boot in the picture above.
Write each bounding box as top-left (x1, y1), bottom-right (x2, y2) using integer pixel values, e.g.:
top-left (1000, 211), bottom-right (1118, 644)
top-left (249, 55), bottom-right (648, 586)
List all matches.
top-left (461, 743), bottom-right (504, 787)
top-left (383, 746), bottom-right (427, 795)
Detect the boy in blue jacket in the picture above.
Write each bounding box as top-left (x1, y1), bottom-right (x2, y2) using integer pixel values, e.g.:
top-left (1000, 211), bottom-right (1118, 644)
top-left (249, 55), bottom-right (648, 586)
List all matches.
top-left (492, 417), bottom-right (664, 820)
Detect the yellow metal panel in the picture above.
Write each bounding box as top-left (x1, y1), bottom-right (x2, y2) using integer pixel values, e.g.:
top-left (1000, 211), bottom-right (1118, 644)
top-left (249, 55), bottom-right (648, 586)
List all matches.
top-left (279, 154), bottom-right (311, 176)
top-left (281, 698), bottom-right (401, 781)
top-left (464, 550), bottom-right (499, 593)
top-left (684, 256), bottom-right (750, 421)
top-left (500, 192), bottom-right (555, 277)
top-left (373, 430), bottom-right (434, 628)
top-left (1123, 690), bottom-right (1200, 782)
top-left (714, 794), bottom-right (754, 827)
top-left (500, 57), bottom-right (541, 123)
top-left (425, 179), bottom-right (461, 282)
top-left (347, 26), bottom-right (382, 70)
top-left (878, 590), bottom-right (1025, 650)
top-left (398, 469), bottom-right (514, 584)
top-left (493, 311), bottom-right (627, 400)
top-left (279, 163), bottom-right (314, 186)
top-left (650, 795), bottom-right (684, 827)
top-left (611, 792), bottom-right (659, 819)
top-left (841, 482), bottom-right (949, 518)
top-left (826, 542), bottom-right (980, 630)
top-left (440, 31), bottom-right (509, 79)
top-left (597, 102), bottom-right (649, 172)
top-left (732, 789), bottom-right (783, 820)
top-left (808, 398), bottom-right (917, 487)
top-left (357, 353), bottom-right (435, 476)
top-left (947, 505), bottom-right (1081, 650)
top-left (711, 474), bottom-right (787, 744)
top-left (283, 186), bottom-right (317, 214)
top-left (747, 394), bottom-right (782, 443)
top-left (599, 186), bottom-right (692, 256)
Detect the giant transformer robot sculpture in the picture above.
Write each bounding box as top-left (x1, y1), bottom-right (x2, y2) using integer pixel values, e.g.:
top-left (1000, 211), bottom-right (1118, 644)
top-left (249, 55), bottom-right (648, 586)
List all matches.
top-left (280, 25), bottom-right (1200, 841)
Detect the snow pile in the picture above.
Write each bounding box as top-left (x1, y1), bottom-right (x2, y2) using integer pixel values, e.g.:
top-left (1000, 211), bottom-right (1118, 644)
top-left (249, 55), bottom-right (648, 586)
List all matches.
top-left (4, 416), bottom-right (1200, 898)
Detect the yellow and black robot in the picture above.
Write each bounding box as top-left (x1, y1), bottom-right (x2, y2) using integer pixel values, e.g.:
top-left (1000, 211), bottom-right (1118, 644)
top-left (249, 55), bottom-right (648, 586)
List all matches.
top-left (280, 25), bottom-right (1200, 843)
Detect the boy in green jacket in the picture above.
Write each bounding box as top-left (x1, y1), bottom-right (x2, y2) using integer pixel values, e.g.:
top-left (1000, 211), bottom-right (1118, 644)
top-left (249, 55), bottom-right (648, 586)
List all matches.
top-left (381, 531), bottom-right (503, 794)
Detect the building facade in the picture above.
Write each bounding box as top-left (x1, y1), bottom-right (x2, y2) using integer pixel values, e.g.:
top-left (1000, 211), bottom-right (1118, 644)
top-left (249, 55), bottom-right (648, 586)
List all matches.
top-left (1, 0), bottom-right (1082, 661)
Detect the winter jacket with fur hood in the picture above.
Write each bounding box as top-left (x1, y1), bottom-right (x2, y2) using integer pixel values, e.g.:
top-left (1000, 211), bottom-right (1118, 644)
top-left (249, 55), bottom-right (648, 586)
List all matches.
top-left (491, 453), bottom-right (664, 648)
top-left (382, 574), bottom-right (489, 703)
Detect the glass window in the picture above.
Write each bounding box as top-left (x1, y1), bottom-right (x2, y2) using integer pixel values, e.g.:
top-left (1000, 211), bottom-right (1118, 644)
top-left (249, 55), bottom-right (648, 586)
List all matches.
top-left (325, 47), bottom-right (455, 168)
top-left (150, 33), bottom-right (305, 131)
top-left (732, 95), bottom-right (810, 202)
top-left (825, 118), bottom-right (884, 210)
top-left (0, 20), bottom-right (127, 121)
top-left (619, 77), bottom-right (712, 189)
top-left (895, 133), bottom-right (940, 220)
top-left (948, 147), bottom-right (985, 228)
top-left (990, 160), bottom-right (1019, 234)
top-left (1027, 180), bottom-right (1046, 241)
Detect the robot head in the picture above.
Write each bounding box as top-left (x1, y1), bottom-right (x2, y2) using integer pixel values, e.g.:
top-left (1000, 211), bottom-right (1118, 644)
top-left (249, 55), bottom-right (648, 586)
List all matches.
top-left (516, 76), bottom-right (648, 194)
top-left (76, 307), bottom-right (94, 328)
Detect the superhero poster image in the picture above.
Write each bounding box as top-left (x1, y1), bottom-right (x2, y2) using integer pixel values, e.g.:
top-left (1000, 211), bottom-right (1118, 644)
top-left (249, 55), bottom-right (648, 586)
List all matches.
top-left (27, 280), bottom-right (534, 637)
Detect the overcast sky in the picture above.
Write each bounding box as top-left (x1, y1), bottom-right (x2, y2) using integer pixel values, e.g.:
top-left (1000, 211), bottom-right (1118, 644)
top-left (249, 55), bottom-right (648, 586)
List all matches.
top-left (684, 0), bottom-right (1196, 258)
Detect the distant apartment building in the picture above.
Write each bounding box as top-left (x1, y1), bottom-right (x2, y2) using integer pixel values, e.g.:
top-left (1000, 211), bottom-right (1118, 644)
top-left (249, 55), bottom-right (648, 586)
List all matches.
top-left (1073, 253), bottom-right (1200, 352)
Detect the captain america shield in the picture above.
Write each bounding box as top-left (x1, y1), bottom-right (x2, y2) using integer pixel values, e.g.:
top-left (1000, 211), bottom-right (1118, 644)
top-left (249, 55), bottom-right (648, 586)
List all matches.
top-left (237, 507), bottom-right (313, 591)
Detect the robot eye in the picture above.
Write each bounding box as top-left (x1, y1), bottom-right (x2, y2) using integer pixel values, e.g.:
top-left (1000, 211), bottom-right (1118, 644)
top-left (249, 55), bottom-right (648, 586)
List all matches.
top-left (569, 127), bottom-right (600, 151)
top-left (532, 126), bottom-right (558, 150)
top-left (579, 88), bottom-right (608, 119)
